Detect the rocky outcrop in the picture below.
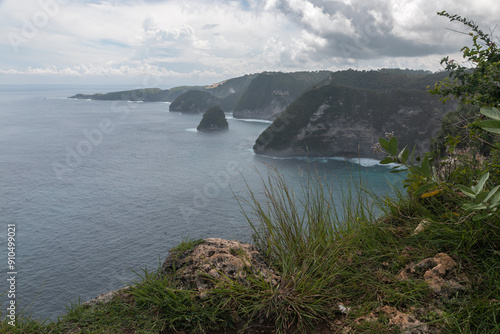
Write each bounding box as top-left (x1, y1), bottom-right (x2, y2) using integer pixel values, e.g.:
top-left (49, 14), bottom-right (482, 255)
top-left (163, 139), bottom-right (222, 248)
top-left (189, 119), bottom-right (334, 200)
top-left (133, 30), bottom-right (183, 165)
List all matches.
top-left (197, 106), bottom-right (229, 131)
top-left (161, 238), bottom-right (279, 291)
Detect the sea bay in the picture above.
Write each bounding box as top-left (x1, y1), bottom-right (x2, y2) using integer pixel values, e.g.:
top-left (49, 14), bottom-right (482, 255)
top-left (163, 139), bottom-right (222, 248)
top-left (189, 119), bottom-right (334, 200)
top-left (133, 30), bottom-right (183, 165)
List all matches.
top-left (0, 85), bottom-right (403, 320)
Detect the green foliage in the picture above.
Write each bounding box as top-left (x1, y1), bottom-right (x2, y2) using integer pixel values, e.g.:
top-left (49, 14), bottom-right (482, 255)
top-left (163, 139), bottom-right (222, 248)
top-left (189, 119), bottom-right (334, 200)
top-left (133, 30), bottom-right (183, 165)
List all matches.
top-left (457, 172), bottom-right (500, 221)
top-left (379, 134), bottom-right (443, 199)
top-left (429, 11), bottom-right (500, 107)
top-left (479, 107), bottom-right (500, 137)
top-left (235, 167), bottom-right (376, 332)
top-left (128, 268), bottom-right (234, 333)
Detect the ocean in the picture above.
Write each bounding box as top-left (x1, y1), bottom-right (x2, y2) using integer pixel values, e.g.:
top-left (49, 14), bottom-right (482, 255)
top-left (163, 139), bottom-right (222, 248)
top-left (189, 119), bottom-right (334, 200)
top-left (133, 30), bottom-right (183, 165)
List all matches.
top-left (0, 85), bottom-right (404, 321)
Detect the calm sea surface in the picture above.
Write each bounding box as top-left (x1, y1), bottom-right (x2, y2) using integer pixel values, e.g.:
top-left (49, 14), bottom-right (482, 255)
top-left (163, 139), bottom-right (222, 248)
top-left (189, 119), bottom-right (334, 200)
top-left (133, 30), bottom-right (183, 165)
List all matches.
top-left (0, 85), bottom-right (404, 320)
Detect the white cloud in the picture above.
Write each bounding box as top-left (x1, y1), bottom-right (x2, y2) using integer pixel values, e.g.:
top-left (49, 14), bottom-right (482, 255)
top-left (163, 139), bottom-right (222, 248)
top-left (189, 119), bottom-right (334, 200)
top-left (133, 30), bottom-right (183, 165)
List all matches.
top-left (0, 0), bottom-right (498, 85)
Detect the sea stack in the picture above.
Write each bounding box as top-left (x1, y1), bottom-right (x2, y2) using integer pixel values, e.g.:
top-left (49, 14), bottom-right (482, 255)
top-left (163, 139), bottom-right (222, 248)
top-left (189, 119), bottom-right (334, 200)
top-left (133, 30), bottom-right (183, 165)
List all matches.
top-left (197, 106), bottom-right (229, 131)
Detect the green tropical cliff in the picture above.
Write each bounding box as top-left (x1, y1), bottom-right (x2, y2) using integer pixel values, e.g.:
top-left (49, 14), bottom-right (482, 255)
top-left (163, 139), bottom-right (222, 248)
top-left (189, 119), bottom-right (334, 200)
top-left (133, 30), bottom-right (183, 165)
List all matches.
top-left (254, 70), bottom-right (455, 158)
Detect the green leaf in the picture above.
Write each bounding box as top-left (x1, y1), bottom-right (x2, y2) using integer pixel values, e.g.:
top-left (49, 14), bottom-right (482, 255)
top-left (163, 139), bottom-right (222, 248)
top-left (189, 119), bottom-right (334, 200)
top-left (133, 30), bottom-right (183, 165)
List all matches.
top-left (379, 138), bottom-right (389, 151)
top-left (463, 203), bottom-right (487, 211)
top-left (492, 191), bottom-right (500, 204)
top-left (390, 168), bottom-right (408, 173)
top-left (473, 212), bottom-right (491, 221)
top-left (388, 137), bottom-right (398, 156)
top-left (397, 147), bottom-right (409, 165)
top-left (380, 157), bottom-right (394, 164)
top-left (414, 183), bottom-right (437, 196)
top-left (480, 107), bottom-right (500, 121)
top-left (476, 191), bottom-right (489, 202)
top-left (420, 155), bottom-right (431, 179)
top-left (477, 120), bottom-right (500, 134)
top-left (472, 173), bottom-right (490, 194)
top-left (483, 185), bottom-right (500, 203)
top-left (456, 184), bottom-right (476, 198)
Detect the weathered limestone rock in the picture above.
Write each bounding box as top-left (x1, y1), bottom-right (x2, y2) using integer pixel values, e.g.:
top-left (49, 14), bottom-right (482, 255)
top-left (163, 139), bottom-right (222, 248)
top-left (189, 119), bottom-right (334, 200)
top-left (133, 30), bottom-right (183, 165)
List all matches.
top-left (83, 286), bottom-right (131, 306)
top-left (413, 219), bottom-right (431, 235)
top-left (353, 306), bottom-right (431, 334)
top-left (161, 238), bottom-right (279, 291)
top-left (398, 253), bottom-right (466, 297)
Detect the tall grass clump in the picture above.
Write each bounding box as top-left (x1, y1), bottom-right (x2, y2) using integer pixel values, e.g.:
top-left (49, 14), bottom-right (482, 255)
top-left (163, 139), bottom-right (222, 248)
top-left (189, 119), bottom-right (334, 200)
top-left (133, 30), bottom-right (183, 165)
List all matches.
top-left (230, 166), bottom-right (381, 332)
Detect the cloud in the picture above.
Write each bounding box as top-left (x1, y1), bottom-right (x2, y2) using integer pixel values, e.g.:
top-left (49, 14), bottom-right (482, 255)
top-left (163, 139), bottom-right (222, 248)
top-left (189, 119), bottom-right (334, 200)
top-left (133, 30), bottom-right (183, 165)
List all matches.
top-left (0, 0), bottom-right (498, 85)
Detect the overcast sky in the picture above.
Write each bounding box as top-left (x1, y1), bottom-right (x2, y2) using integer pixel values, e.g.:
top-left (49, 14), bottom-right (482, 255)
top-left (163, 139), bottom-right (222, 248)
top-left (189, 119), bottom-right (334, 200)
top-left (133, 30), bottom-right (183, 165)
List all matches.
top-left (1, 0), bottom-right (499, 87)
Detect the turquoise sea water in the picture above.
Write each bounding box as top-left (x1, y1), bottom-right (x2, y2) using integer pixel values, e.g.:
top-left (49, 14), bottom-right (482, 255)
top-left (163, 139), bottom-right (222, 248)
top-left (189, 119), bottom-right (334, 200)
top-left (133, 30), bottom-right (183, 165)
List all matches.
top-left (0, 85), bottom-right (404, 320)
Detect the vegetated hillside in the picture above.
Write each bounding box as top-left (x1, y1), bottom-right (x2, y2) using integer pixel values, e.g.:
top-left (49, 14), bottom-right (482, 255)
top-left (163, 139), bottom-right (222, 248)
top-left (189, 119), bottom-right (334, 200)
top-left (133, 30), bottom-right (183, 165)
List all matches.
top-left (254, 71), bottom-right (457, 159)
top-left (69, 86), bottom-right (209, 102)
top-left (328, 68), bottom-right (449, 91)
top-left (70, 88), bottom-right (164, 101)
top-left (204, 74), bottom-right (257, 99)
top-left (233, 71), bottom-right (331, 120)
top-left (68, 75), bottom-right (257, 104)
top-left (168, 71), bottom-right (330, 117)
top-left (169, 90), bottom-right (222, 113)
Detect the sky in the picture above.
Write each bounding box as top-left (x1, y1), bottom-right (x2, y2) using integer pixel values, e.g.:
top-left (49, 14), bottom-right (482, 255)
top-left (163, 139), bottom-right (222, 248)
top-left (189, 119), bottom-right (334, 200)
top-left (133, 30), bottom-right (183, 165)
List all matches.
top-left (0, 0), bottom-right (499, 87)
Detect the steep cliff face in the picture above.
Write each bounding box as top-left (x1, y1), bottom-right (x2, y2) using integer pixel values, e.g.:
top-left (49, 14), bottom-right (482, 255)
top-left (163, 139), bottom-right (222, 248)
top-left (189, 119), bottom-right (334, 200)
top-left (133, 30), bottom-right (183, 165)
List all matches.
top-left (233, 71), bottom-right (330, 120)
top-left (254, 84), bottom-right (456, 159)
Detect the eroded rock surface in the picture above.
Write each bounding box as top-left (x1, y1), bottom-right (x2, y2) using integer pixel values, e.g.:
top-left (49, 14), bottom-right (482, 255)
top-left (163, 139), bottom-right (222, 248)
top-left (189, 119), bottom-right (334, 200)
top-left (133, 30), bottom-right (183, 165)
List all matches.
top-left (161, 238), bottom-right (279, 291)
top-left (83, 286), bottom-right (131, 306)
top-left (353, 306), bottom-right (431, 334)
top-left (398, 253), bottom-right (466, 297)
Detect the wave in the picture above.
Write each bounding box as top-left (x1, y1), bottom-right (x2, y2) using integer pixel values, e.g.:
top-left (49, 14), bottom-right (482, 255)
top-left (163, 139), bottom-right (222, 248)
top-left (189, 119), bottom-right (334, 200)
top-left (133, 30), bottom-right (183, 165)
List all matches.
top-left (185, 128), bottom-right (198, 132)
top-left (226, 115), bottom-right (273, 124)
top-left (256, 154), bottom-right (402, 169)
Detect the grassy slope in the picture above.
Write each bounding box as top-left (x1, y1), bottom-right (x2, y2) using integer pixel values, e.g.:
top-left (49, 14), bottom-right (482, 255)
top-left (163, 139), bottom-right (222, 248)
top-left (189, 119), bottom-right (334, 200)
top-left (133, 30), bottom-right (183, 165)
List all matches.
top-left (2, 167), bottom-right (498, 334)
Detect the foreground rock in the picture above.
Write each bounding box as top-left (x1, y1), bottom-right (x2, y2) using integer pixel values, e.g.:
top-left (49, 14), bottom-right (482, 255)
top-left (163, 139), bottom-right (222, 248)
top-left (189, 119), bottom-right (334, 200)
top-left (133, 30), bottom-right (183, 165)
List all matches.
top-left (351, 305), bottom-right (435, 334)
top-left (398, 253), bottom-right (467, 297)
top-left (161, 238), bottom-right (279, 291)
top-left (197, 106), bottom-right (229, 131)
top-left (83, 286), bottom-right (132, 306)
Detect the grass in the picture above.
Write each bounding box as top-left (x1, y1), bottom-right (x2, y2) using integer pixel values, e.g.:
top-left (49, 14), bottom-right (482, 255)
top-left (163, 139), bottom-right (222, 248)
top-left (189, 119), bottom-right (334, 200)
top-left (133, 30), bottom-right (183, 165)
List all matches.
top-left (1, 167), bottom-right (499, 333)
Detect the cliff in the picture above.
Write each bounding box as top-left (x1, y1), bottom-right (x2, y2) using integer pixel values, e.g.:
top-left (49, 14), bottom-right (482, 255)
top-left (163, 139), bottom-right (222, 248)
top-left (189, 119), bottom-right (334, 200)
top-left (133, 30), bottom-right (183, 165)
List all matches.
top-left (232, 71), bottom-right (331, 120)
top-left (169, 90), bottom-right (222, 113)
top-left (254, 82), bottom-right (456, 159)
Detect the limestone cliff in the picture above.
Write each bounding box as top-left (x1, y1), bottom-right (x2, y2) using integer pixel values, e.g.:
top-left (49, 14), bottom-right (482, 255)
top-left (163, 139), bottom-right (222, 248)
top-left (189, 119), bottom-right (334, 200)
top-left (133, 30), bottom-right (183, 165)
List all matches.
top-left (233, 71), bottom-right (330, 120)
top-left (254, 83), bottom-right (456, 159)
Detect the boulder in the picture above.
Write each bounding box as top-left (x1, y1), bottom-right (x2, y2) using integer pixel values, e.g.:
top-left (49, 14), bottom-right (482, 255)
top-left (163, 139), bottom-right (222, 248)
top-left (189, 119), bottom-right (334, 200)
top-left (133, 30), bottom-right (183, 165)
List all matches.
top-left (161, 238), bottom-right (279, 291)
